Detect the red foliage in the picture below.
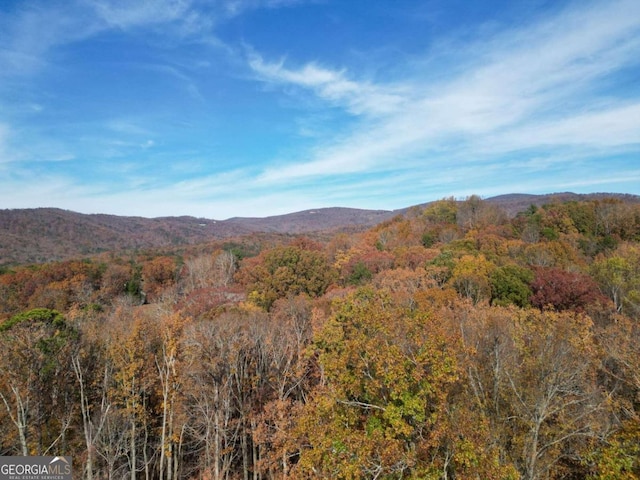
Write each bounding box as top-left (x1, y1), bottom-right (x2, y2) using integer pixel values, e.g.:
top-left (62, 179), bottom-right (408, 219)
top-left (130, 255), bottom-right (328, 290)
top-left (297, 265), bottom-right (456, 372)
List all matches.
top-left (178, 286), bottom-right (246, 320)
top-left (141, 256), bottom-right (177, 302)
top-left (530, 267), bottom-right (608, 311)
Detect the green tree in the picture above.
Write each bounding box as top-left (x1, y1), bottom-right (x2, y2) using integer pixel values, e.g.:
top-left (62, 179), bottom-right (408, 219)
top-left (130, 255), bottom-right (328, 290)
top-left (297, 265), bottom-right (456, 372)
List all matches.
top-left (490, 264), bottom-right (534, 307)
top-left (348, 261), bottom-right (373, 285)
top-left (588, 423), bottom-right (640, 480)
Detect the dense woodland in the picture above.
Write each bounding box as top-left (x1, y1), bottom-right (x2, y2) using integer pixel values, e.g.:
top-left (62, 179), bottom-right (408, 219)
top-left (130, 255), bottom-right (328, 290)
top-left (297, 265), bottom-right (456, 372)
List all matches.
top-left (1, 195), bottom-right (640, 479)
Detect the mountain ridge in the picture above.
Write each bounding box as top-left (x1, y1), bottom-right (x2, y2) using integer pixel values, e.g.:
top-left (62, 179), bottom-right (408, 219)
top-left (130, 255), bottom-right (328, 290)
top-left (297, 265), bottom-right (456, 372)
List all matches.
top-left (2, 192), bottom-right (639, 266)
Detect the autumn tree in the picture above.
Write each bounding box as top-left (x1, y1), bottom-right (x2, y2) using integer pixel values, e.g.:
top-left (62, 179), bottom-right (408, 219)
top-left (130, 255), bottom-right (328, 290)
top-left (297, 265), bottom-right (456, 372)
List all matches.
top-left (594, 198), bottom-right (627, 237)
top-left (0, 308), bottom-right (79, 456)
top-left (181, 250), bottom-right (238, 294)
top-left (422, 197), bottom-right (458, 225)
top-left (181, 254), bottom-right (217, 293)
top-left (295, 289), bottom-right (509, 479)
top-left (237, 243), bottom-right (336, 310)
top-left (457, 195), bottom-right (507, 232)
top-left (448, 254), bottom-right (495, 304)
top-left (183, 318), bottom-right (240, 480)
top-left (213, 250), bottom-right (237, 287)
top-left (254, 295), bottom-right (315, 478)
top-left (142, 256), bottom-right (177, 302)
top-left (393, 245), bottom-right (439, 270)
top-left (105, 307), bottom-right (158, 480)
top-left (155, 312), bottom-right (190, 480)
top-left (591, 244), bottom-right (640, 315)
top-left (183, 307), bottom-right (275, 480)
top-left (372, 267), bottom-right (436, 308)
top-left (530, 267), bottom-right (607, 311)
top-left (339, 248), bottom-right (394, 286)
top-left (0, 260), bottom-right (104, 315)
top-left (99, 262), bottom-right (133, 302)
top-left (590, 314), bottom-right (640, 479)
top-left (460, 306), bottom-right (608, 480)
top-left (369, 215), bottom-right (426, 251)
top-left (71, 327), bottom-right (111, 480)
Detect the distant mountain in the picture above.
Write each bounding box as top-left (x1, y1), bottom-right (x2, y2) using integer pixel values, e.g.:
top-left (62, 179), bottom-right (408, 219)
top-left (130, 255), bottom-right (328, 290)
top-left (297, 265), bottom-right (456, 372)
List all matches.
top-left (484, 192), bottom-right (640, 216)
top-left (224, 207), bottom-right (395, 233)
top-left (0, 206), bottom-right (395, 265)
top-left (2, 193), bottom-right (639, 266)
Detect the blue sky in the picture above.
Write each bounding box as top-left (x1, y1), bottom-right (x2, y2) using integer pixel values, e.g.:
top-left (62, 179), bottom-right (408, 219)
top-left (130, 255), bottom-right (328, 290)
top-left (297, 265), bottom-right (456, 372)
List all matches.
top-left (1, 0), bottom-right (639, 219)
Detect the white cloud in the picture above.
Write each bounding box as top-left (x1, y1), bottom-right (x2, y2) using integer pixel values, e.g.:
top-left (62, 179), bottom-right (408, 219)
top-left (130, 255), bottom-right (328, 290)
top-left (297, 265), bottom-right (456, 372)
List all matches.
top-left (223, 0), bottom-right (309, 18)
top-left (2, 0), bottom-right (640, 218)
top-left (249, 55), bottom-right (408, 116)
top-left (87, 0), bottom-right (193, 29)
top-left (249, 0), bottom-right (640, 184)
top-left (0, 0), bottom-right (213, 77)
top-left (143, 64), bottom-right (205, 100)
top-left (0, 166), bottom-right (316, 218)
top-left (0, 4), bottom-right (91, 75)
top-left (106, 118), bottom-right (153, 136)
top-left (483, 103), bottom-right (640, 152)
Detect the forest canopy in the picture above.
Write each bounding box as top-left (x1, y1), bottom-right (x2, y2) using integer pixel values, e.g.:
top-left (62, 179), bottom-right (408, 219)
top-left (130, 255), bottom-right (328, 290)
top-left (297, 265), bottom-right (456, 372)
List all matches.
top-left (1, 195), bottom-right (640, 479)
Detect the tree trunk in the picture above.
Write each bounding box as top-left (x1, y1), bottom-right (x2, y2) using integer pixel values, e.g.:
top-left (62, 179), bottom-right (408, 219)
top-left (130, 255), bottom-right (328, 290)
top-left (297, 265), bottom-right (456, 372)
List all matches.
top-left (252, 417), bottom-right (259, 480)
top-left (241, 424), bottom-right (249, 480)
top-left (130, 420), bottom-right (136, 480)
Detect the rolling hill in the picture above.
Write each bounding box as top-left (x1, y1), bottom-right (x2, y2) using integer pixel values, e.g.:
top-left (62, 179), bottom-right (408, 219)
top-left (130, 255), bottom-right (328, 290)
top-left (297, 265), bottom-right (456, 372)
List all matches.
top-left (2, 192), bottom-right (638, 266)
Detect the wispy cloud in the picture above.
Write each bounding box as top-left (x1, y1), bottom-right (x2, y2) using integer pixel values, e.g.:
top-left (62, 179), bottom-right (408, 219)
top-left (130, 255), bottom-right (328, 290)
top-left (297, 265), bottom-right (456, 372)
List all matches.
top-left (249, 0), bottom-right (640, 184)
top-left (0, 167), bottom-right (312, 218)
top-left (2, 0), bottom-right (639, 218)
top-left (87, 0), bottom-right (193, 30)
top-left (0, 123), bottom-right (74, 168)
top-left (482, 103), bottom-right (640, 152)
top-left (0, 3), bottom-right (90, 75)
top-left (144, 63), bottom-right (205, 101)
top-left (106, 118), bottom-right (153, 136)
top-left (223, 0), bottom-right (310, 17)
top-left (0, 0), bottom-right (213, 77)
top-left (249, 54), bottom-right (408, 116)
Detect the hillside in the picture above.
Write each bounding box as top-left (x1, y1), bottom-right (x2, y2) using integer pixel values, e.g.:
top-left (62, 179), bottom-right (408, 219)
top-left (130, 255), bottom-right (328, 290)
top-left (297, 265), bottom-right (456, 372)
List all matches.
top-left (2, 192), bottom-right (639, 266)
top-left (0, 206), bottom-right (396, 265)
top-left (484, 192), bottom-right (640, 216)
top-left (1, 193), bottom-right (640, 479)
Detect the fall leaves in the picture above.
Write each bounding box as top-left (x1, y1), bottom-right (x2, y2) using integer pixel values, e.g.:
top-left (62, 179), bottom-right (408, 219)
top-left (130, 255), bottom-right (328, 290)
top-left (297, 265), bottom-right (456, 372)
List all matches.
top-left (296, 289), bottom-right (481, 479)
top-left (1, 195), bottom-right (640, 479)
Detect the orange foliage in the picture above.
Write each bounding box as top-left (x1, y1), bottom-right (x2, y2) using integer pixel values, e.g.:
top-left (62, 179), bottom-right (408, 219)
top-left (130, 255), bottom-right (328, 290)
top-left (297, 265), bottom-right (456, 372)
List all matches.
top-left (1, 197), bottom-right (640, 479)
